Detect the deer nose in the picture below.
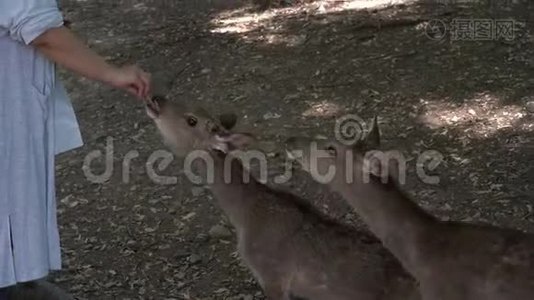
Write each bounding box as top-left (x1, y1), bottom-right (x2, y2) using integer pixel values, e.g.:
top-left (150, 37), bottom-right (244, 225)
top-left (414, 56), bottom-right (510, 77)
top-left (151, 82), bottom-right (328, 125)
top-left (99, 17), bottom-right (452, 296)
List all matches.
top-left (152, 95), bottom-right (167, 107)
top-left (146, 95), bottom-right (166, 118)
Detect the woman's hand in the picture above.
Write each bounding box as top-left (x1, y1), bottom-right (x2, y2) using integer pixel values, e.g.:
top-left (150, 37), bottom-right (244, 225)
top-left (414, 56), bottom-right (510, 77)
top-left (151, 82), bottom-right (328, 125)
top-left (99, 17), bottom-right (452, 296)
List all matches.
top-left (105, 65), bottom-right (151, 100)
top-left (32, 27), bottom-right (152, 101)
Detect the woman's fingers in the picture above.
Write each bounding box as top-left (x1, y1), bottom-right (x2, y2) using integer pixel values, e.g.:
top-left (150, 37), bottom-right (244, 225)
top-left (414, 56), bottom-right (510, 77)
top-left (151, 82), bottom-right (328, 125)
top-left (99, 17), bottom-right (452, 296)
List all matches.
top-left (140, 71), bottom-right (151, 98)
top-left (125, 86), bottom-right (139, 97)
top-left (133, 68), bottom-right (150, 100)
top-left (107, 65), bottom-right (152, 100)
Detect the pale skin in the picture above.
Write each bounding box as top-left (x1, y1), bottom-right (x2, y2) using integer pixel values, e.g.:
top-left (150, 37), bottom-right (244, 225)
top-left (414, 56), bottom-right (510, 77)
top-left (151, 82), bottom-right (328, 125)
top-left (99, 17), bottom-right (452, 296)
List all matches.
top-left (31, 26), bottom-right (151, 100)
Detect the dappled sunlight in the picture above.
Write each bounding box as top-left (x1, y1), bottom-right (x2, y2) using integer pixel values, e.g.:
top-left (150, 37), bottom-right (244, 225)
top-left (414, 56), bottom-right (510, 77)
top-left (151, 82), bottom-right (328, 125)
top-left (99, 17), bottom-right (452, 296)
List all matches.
top-left (419, 93), bottom-right (531, 138)
top-left (210, 0), bottom-right (415, 45)
top-left (211, 7), bottom-right (272, 34)
top-left (302, 101), bottom-right (343, 118)
top-left (341, 0), bottom-right (412, 10)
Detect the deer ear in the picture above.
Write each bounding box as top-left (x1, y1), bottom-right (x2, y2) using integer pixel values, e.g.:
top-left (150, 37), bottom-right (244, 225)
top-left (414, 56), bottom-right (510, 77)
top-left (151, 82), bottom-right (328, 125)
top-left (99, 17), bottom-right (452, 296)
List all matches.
top-left (219, 113), bottom-right (238, 130)
top-left (364, 116), bottom-right (380, 149)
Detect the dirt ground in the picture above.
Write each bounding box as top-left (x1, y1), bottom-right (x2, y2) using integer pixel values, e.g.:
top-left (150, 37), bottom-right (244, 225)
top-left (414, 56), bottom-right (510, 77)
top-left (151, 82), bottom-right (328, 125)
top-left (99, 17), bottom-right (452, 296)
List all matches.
top-left (53, 0), bottom-right (534, 299)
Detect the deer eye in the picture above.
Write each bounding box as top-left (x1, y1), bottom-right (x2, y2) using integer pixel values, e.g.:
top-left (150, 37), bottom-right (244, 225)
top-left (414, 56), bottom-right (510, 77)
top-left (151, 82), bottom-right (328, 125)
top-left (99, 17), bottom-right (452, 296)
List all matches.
top-left (187, 116), bottom-right (198, 127)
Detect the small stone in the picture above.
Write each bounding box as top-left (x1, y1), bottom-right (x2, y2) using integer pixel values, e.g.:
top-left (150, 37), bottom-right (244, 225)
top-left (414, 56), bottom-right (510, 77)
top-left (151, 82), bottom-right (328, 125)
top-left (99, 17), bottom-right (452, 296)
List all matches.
top-left (148, 198), bottom-right (160, 205)
top-left (263, 112), bottom-right (281, 120)
top-left (144, 226), bottom-right (157, 233)
top-left (209, 225), bottom-right (232, 238)
top-left (526, 101), bottom-right (534, 113)
top-left (191, 186), bottom-right (205, 197)
top-left (182, 212), bottom-right (196, 221)
top-left (68, 200), bottom-right (79, 208)
top-left (60, 195), bottom-right (73, 204)
top-left (175, 271), bottom-right (185, 279)
top-left (195, 233), bottom-right (209, 243)
top-left (188, 254), bottom-right (202, 264)
top-left (214, 287), bottom-right (229, 294)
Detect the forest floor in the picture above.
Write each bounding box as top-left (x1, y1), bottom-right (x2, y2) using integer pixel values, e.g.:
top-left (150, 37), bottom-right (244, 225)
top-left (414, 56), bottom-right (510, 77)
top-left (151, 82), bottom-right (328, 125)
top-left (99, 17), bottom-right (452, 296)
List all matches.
top-left (55, 0), bottom-right (534, 299)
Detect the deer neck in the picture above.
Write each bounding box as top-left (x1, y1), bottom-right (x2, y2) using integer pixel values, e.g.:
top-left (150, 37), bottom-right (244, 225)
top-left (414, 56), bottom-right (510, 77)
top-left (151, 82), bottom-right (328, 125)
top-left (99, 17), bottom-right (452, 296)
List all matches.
top-left (332, 172), bottom-right (436, 273)
top-left (195, 152), bottom-right (259, 229)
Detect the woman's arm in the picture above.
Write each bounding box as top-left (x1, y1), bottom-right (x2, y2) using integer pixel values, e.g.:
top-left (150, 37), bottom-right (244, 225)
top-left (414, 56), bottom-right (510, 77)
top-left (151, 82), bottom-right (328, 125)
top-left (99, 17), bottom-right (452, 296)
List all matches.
top-left (31, 26), bottom-right (150, 99)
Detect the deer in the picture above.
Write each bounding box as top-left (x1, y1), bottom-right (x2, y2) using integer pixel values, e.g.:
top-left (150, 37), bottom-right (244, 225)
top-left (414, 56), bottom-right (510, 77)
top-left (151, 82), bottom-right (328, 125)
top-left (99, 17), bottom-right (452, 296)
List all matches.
top-left (284, 117), bottom-right (534, 300)
top-left (145, 96), bottom-right (421, 300)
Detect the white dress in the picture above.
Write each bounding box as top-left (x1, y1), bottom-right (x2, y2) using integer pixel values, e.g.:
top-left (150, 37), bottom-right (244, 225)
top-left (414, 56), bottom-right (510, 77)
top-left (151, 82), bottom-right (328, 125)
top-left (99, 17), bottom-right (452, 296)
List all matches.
top-left (0, 0), bottom-right (83, 288)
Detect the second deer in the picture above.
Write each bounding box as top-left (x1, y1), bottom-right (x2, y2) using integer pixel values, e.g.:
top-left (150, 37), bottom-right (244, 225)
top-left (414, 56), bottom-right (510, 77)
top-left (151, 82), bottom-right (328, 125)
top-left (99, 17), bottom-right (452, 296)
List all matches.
top-left (285, 117), bottom-right (534, 300)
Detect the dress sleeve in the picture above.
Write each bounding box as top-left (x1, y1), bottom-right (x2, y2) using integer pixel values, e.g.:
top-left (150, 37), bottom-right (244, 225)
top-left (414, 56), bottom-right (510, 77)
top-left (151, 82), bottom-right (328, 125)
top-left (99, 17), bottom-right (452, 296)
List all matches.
top-left (0, 0), bottom-right (64, 45)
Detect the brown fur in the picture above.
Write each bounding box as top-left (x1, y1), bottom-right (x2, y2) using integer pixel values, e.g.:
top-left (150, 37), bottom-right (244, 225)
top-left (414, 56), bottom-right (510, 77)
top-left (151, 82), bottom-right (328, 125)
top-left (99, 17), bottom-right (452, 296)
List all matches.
top-left (286, 118), bottom-right (534, 300)
top-left (146, 97), bottom-right (420, 300)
